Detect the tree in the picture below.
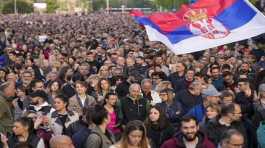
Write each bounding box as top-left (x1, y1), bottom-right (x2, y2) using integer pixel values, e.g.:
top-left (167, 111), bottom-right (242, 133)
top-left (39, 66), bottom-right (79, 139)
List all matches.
top-left (92, 0), bottom-right (105, 10)
top-left (46, 0), bottom-right (59, 13)
top-left (152, 0), bottom-right (189, 11)
top-left (80, 0), bottom-right (91, 11)
top-left (127, 0), bottom-right (152, 8)
top-left (2, 0), bottom-right (33, 14)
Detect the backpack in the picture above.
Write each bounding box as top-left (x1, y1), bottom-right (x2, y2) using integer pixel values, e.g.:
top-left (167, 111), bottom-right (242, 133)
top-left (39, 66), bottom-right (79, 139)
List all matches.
top-left (257, 121), bottom-right (265, 148)
top-left (72, 128), bottom-right (102, 148)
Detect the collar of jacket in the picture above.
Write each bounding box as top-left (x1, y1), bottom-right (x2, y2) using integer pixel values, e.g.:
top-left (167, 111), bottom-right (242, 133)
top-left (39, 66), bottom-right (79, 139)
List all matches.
top-left (174, 131), bottom-right (206, 147)
top-left (51, 110), bottom-right (75, 118)
top-left (128, 95), bottom-right (142, 102)
top-left (51, 110), bottom-right (74, 125)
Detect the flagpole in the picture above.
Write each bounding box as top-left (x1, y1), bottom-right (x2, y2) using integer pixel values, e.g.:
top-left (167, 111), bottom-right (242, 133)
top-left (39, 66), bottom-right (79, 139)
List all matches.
top-left (106, 0), bottom-right (109, 13)
top-left (14, 0), bottom-right (17, 14)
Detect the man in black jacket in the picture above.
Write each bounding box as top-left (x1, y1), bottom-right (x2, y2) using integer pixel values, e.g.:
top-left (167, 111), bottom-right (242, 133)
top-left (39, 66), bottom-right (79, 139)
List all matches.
top-left (235, 78), bottom-right (255, 118)
top-left (120, 83), bottom-right (149, 125)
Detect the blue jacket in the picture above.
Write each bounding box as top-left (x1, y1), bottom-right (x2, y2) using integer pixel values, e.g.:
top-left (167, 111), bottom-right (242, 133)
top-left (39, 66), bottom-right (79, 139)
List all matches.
top-left (212, 77), bottom-right (225, 91)
top-left (186, 104), bottom-right (205, 122)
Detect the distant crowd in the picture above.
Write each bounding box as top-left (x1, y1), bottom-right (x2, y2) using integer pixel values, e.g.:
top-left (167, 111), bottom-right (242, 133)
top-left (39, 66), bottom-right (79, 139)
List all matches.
top-left (0, 12), bottom-right (264, 148)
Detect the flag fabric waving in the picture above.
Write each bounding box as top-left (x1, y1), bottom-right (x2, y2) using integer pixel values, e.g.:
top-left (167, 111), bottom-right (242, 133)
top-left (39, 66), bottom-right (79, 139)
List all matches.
top-left (131, 0), bottom-right (265, 55)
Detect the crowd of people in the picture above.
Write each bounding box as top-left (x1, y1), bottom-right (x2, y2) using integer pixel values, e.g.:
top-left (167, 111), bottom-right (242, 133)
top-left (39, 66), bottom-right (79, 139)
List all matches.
top-left (0, 10), bottom-right (264, 148)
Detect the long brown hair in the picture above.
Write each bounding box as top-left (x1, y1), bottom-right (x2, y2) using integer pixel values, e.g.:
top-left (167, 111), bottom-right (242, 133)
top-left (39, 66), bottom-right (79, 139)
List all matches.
top-left (119, 120), bottom-right (149, 148)
top-left (145, 105), bottom-right (171, 130)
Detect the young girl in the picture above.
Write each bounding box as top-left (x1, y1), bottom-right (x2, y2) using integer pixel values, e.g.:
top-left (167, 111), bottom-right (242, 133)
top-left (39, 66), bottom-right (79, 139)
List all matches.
top-left (47, 80), bottom-right (61, 104)
top-left (110, 120), bottom-right (150, 148)
top-left (104, 92), bottom-right (122, 140)
top-left (97, 78), bottom-right (111, 103)
top-left (145, 106), bottom-right (174, 148)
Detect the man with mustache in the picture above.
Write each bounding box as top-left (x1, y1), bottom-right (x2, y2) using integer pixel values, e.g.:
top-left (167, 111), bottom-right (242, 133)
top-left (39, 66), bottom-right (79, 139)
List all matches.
top-left (161, 116), bottom-right (215, 148)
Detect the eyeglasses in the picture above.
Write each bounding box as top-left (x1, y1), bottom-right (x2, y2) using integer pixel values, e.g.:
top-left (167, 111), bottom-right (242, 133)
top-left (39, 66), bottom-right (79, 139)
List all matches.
top-left (233, 112), bottom-right (242, 115)
top-left (23, 75), bottom-right (32, 78)
top-left (228, 141), bottom-right (244, 147)
top-left (238, 83), bottom-right (245, 86)
top-left (152, 77), bottom-right (160, 80)
top-left (159, 93), bottom-right (168, 96)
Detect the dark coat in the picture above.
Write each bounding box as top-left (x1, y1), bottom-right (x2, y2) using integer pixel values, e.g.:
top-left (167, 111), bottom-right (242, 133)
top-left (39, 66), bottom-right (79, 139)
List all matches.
top-left (235, 91), bottom-right (254, 118)
top-left (157, 101), bottom-right (182, 128)
top-left (203, 119), bottom-right (230, 145)
top-left (146, 123), bottom-right (175, 148)
top-left (168, 72), bottom-right (185, 92)
top-left (119, 96), bottom-right (149, 125)
top-left (232, 118), bottom-right (258, 148)
top-left (252, 103), bottom-right (265, 129)
top-left (8, 133), bottom-right (43, 148)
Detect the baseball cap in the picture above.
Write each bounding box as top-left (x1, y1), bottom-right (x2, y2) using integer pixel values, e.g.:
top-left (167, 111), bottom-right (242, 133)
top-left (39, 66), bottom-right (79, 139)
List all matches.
top-left (202, 85), bottom-right (221, 97)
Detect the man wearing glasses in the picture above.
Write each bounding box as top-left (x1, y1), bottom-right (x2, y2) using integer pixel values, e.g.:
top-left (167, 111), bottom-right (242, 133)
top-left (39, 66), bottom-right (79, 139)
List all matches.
top-left (219, 129), bottom-right (244, 148)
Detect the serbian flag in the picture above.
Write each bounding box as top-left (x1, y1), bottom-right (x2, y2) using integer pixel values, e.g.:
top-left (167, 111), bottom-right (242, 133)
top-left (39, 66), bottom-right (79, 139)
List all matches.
top-left (131, 0), bottom-right (265, 55)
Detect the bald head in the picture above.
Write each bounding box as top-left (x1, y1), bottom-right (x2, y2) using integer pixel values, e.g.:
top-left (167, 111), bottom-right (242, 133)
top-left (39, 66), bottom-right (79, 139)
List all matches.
top-left (50, 135), bottom-right (74, 148)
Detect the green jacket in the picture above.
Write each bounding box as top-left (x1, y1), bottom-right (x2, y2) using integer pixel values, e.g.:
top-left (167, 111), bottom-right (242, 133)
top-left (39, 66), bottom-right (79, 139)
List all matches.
top-left (0, 93), bottom-right (13, 134)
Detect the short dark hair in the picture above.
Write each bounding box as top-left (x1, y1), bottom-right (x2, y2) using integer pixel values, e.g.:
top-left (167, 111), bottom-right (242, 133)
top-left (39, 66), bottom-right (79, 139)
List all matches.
top-left (91, 104), bottom-right (108, 125)
top-left (181, 115), bottom-right (198, 126)
top-left (220, 103), bottom-right (235, 116)
top-left (210, 66), bottom-right (220, 73)
top-left (221, 90), bottom-right (235, 100)
top-left (194, 72), bottom-right (203, 78)
top-left (22, 70), bottom-right (33, 76)
top-left (222, 64), bottom-right (231, 71)
top-left (221, 129), bottom-right (244, 145)
top-left (177, 62), bottom-right (187, 70)
top-left (75, 80), bottom-right (88, 88)
top-left (223, 71), bottom-right (233, 77)
top-left (31, 79), bottom-right (44, 88)
top-left (29, 90), bottom-right (48, 101)
top-left (105, 92), bottom-right (117, 100)
top-left (54, 94), bottom-right (69, 104)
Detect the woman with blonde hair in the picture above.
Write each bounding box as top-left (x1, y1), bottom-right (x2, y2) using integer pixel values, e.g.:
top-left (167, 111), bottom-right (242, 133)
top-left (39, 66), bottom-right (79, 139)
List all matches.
top-left (155, 81), bottom-right (173, 92)
top-left (110, 120), bottom-right (150, 148)
top-left (98, 65), bottom-right (110, 79)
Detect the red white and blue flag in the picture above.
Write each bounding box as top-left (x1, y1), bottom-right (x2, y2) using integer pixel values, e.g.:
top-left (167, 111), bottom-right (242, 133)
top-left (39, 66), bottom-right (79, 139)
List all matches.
top-left (131, 0), bottom-right (265, 55)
